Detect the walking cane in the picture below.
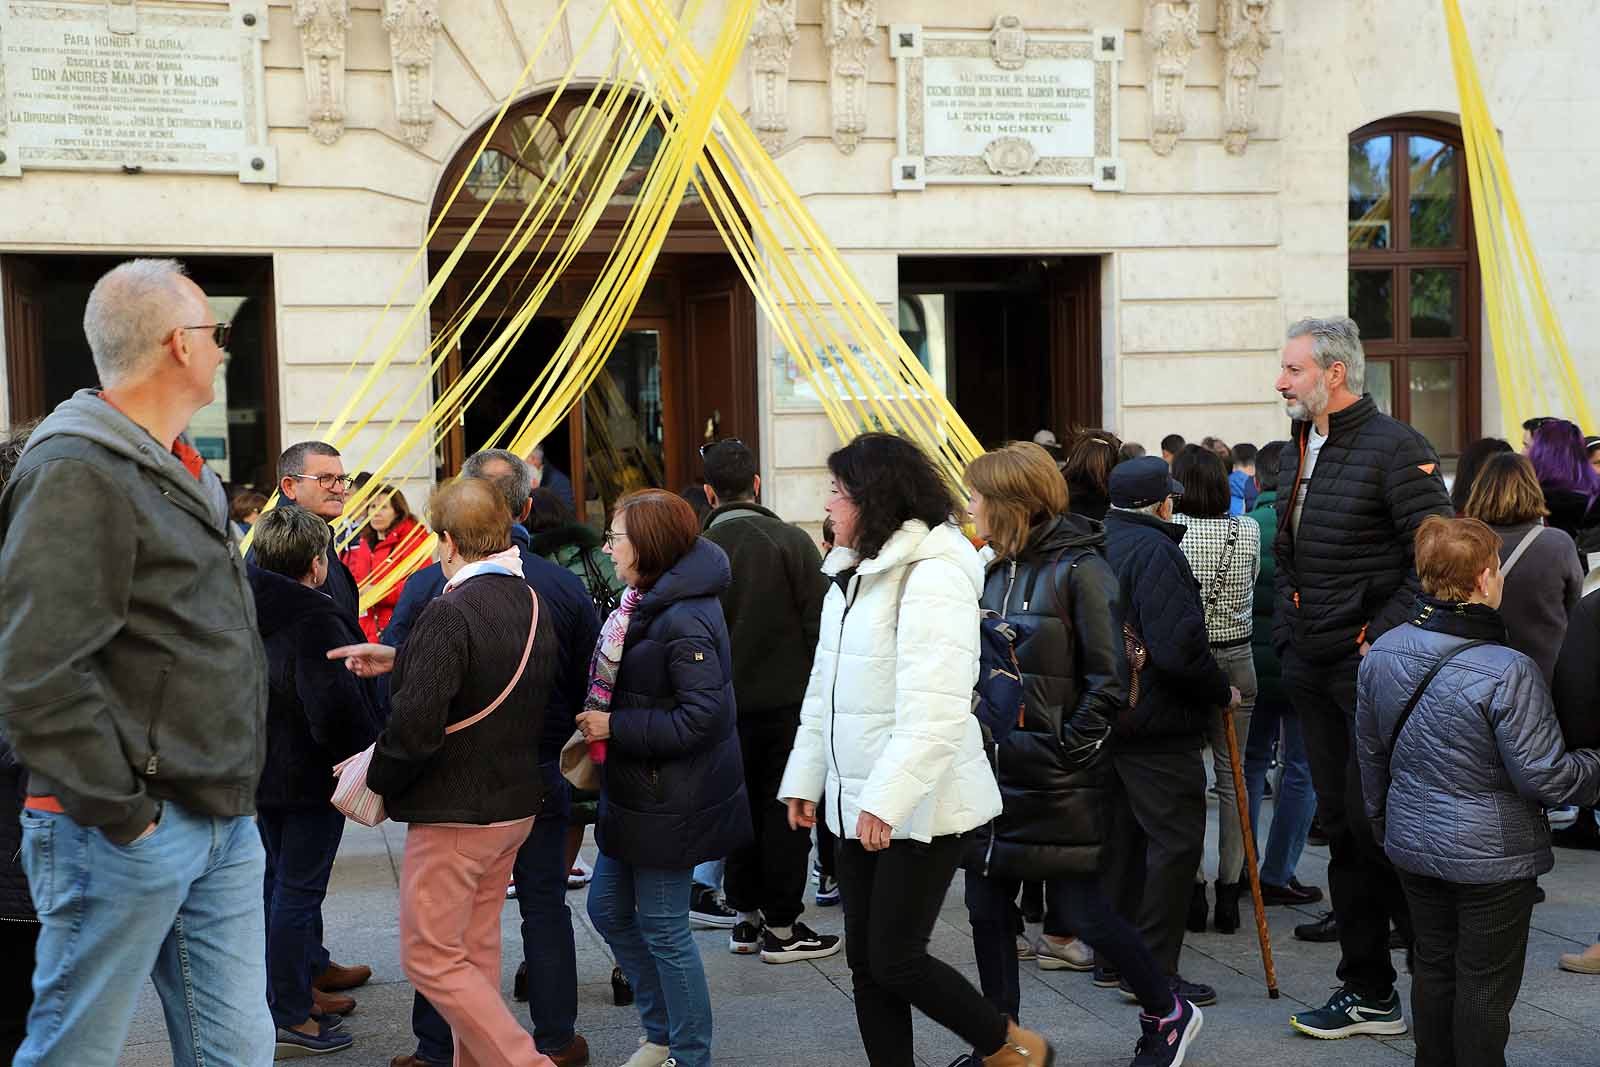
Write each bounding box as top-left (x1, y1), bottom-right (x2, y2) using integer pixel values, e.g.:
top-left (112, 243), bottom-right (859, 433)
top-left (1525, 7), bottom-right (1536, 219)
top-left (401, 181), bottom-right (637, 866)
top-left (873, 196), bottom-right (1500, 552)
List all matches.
top-left (1224, 707), bottom-right (1280, 999)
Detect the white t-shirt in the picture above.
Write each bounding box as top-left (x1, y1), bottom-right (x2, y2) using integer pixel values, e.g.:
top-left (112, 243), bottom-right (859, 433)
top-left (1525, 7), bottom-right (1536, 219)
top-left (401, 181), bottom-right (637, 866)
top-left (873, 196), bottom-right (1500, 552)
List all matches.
top-left (1291, 426), bottom-right (1327, 539)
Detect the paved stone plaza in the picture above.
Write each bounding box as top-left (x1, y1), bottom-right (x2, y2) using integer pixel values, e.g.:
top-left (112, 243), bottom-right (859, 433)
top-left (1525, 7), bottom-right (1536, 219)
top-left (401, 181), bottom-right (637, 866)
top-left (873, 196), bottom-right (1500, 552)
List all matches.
top-left (118, 797), bottom-right (1600, 1067)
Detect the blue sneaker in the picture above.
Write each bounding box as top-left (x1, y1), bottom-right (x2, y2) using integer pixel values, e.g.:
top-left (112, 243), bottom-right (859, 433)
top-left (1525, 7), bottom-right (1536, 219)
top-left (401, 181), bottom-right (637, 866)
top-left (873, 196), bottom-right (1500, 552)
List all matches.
top-left (1132, 999), bottom-right (1203, 1067)
top-left (275, 1020), bottom-right (353, 1056)
top-left (1290, 986), bottom-right (1406, 1039)
top-left (816, 873), bottom-right (841, 906)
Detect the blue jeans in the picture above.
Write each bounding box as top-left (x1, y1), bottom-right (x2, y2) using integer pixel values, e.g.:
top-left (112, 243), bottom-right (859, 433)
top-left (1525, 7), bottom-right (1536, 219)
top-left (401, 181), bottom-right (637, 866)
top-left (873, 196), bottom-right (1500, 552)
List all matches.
top-left (691, 858), bottom-right (723, 892)
top-left (17, 802), bottom-right (273, 1067)
top-left (513, 763), bottom-right (578, 1054)
top-left (588, 855), bottom-right (712, 1067)
top-left (258, 804), bottom-right (346, 1028)
top-left (1244, 691), bottom-right (1317, 887)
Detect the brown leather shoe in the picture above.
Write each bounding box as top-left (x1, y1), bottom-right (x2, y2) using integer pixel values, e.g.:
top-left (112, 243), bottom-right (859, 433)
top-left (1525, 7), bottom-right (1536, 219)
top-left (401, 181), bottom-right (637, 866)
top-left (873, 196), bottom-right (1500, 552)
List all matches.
top-left (313, 961), bottom-right (372, 991)
top-left (981, 1022), bottom-right (1054, 1066)
top-left (312, 987), bottom-right (356, 1016)
top-left (547, 1034), bottom-right (591, 1067)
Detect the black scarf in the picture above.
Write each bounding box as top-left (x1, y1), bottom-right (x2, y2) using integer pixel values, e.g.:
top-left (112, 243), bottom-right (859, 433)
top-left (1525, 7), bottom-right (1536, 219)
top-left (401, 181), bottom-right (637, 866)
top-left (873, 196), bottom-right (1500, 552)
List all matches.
top-left (1408, 594), bottom-right (1508, 644)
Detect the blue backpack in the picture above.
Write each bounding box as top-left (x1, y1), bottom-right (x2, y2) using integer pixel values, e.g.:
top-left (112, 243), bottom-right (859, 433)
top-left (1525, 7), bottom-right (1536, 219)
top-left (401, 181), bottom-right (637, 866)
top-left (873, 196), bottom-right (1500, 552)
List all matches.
top-left (973, 610), bottom-right (1024, 747)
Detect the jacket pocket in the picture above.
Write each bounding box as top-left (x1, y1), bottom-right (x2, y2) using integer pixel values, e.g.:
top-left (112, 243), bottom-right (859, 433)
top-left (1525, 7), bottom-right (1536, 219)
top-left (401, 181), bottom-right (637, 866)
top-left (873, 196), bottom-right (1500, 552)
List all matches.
top-left (144, 659), bottom-right (174, 778)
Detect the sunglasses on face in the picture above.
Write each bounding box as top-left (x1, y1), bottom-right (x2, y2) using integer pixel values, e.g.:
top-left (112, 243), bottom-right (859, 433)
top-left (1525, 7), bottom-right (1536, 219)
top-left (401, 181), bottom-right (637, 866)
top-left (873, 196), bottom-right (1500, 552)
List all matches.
top-left (179, 322), bottom-right (233, 348)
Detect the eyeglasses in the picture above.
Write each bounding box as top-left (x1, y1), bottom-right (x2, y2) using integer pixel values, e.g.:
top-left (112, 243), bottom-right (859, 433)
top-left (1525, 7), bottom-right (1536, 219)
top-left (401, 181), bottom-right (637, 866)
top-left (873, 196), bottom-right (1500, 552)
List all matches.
top-left (603, 530), bottom-right (628, 548)
top-left (699, 437), bottom-right (744, 459)
top-left (179, 322), bottom-right (233, 348)
top-left (291, 472), bottom-right (352, 492)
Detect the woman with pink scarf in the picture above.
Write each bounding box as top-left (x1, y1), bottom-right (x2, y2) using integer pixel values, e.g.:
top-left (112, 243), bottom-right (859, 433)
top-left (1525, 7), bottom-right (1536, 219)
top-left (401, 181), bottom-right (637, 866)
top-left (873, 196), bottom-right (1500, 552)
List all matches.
top-left (575, 489), bottom-right (750, 1067)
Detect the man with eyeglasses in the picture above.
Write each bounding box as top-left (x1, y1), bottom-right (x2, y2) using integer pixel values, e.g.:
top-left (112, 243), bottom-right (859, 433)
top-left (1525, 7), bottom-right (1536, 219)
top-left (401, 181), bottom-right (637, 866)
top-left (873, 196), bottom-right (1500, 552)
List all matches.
top-left (0, 258), bottom-right (275, 1065)
top-left (276, 442), bottom-right (361, 626)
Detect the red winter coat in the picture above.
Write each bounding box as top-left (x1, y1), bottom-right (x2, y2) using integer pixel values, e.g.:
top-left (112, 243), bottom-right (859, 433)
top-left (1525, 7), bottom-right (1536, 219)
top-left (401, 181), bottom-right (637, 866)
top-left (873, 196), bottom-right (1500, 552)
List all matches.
top-left (346, 516), bottom-right (429, 642)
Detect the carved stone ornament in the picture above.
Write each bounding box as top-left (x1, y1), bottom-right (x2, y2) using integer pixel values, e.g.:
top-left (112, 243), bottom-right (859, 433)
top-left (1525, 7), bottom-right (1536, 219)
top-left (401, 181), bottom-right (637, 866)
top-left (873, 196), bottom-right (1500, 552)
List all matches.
top-left (747, 0), bottom-right (797, 154)
top-left (982, 136), bottom-right (1038, 177)
top-left (384, 0), bottom-right (442, 149)
top-left (990, 14), bottom-right (1027, 70)
top-left (1143, 0), bottom-right (1199, 156)
top-left (294, 0), bottom-right (350, 145)
top-left (823, 0), bottom-right (877, 154)
top-left (1219, 0), bottom-right (1271, 155)
top-left (107, 0), bottom-right (138, 36)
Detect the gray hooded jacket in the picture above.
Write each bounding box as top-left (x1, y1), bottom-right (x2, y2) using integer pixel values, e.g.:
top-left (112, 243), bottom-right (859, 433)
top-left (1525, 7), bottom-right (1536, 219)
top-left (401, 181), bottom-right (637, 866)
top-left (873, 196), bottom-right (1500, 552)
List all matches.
top-left (1355, 611), bottom-right (1600, 883)
top-left (0, 391), bottom-right (267, 844)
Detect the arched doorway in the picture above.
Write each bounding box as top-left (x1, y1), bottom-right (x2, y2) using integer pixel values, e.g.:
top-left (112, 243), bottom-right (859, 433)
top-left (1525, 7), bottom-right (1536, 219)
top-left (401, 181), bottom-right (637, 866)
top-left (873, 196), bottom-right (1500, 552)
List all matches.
top-left (428, 89), bottom-right (758, 523)
top-left (1348, 117), bottom-right (1482, 454)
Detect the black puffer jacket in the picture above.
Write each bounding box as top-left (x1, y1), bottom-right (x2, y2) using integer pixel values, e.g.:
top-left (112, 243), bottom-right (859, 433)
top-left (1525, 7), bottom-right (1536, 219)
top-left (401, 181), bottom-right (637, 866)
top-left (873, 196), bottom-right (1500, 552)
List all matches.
top-left (1103, 509), bottom-right (1231, 750)
top-left (598, 538), bottom-right (753, 868)
top-left (0, 738), bottom-right (34, 923)
top-left (970, 515), bottom-right (1124, 880)
top-left (1553, 588), bottom-right (1600, 750)
top-left (1274, 396), bottom-right (1453, 664)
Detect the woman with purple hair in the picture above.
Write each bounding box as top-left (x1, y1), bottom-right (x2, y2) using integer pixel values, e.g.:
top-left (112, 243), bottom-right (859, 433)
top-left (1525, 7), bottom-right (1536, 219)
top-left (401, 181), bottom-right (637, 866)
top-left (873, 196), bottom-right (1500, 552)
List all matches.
top-left (1528, 419), bottom-right (1600, 557)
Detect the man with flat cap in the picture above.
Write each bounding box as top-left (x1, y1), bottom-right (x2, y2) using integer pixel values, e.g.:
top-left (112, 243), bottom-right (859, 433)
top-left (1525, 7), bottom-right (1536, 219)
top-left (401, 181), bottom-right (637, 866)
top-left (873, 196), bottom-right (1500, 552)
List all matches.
top-left (1097, 457), bottom-right (1241, 1008)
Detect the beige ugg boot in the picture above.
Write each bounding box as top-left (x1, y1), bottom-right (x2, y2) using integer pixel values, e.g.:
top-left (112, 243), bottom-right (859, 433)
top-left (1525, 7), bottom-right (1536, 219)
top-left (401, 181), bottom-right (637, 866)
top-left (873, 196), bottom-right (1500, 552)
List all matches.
top-left (981, 1022), bottom-right (1055, 1066)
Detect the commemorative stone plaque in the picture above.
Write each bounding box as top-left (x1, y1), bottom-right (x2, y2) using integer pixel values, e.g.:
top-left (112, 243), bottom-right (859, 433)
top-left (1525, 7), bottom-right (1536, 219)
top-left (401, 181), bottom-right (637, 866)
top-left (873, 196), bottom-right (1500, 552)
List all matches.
top-left (890, 15), bottom-right (1123, 191)
top-left (0, 0), bottom-right (275, 181)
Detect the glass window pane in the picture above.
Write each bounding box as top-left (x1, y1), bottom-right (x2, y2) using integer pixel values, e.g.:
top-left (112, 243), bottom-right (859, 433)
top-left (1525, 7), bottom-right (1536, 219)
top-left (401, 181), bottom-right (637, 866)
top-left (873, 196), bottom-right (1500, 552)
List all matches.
top-left (1409, 358), bottom-right (1462, 455)
top-left (1369, 359), bottom-right (1395, 415)
top-left (464, 149), bottom-right (518, 201)
top-left (582, 330), bottom-right (666, 523)
top-left (1349, 269), bottom-right (1394, 340)
top-left (1410, 268), bottom-right (1463, 339)
top-left (1349, 136), bottom-right (1393, 249)
top-left (1408, 136), bottom-right (1460, 248)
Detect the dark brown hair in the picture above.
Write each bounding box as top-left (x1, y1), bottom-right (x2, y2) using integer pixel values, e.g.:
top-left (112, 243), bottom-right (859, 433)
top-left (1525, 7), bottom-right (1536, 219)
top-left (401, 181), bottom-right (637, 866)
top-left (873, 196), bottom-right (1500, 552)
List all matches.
top-left (428, 477), bottom-right (512, 560)
top-left (361, 483), bottom-right (412, 547)
top-left (1061, 429), bottom-right (1123, 497)
top-left (229, 488), bottom-right (269, 525)
top-left (1415, 515), bottom-right (1501, 602)
top-left (616, 489), bottom-right (701, 589)
top-left (1462, 453), bottom-right (1548, 527)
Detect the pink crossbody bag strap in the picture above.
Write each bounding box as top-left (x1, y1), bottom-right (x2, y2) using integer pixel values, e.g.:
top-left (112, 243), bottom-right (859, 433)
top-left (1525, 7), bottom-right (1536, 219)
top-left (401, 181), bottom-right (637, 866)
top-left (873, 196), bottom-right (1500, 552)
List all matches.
top-left (445, 586), bottom-right (539, 736)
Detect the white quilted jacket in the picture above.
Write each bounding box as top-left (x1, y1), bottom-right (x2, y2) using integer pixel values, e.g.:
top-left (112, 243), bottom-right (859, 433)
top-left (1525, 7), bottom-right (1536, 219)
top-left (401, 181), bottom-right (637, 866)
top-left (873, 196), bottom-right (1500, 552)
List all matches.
top-left (778, 520), bottom-right (1003, 843)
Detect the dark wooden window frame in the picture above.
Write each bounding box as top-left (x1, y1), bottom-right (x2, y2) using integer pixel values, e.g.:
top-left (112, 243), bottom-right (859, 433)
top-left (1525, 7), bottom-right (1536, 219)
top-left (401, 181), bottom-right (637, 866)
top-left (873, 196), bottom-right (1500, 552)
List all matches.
top-left (1349, 116), bottom-right (1482, 453)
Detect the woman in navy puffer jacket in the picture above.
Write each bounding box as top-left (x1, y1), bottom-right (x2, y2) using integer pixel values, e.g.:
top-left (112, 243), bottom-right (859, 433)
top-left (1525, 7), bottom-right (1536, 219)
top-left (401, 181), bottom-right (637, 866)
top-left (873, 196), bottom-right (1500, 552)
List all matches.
top-left (577, 489), bottom-right (750, 1067)
top-left (1356, 515), bottom-right (1600, 1067)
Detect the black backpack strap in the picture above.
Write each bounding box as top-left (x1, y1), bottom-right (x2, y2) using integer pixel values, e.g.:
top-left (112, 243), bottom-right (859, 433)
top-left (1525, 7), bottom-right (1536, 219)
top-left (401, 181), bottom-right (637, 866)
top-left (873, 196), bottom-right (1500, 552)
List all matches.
top-left (1386, 638), bottom-right (1493, 760)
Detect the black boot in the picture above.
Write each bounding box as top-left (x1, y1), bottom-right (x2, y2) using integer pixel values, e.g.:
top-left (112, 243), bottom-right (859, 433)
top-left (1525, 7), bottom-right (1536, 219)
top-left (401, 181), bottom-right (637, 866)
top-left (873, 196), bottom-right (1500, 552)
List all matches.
top-left (1213, 882), bottom-right (1242, 934)
top-left (1187, 882), bottom-right (1209, 933)
top-left (611, 965), bottom-right (634, 1006)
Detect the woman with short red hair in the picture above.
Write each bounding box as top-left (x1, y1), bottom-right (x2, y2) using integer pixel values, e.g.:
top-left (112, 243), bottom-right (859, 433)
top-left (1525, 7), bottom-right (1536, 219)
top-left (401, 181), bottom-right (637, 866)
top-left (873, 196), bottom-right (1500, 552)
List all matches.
top-left (575, 489), bottom-right (749, 1067)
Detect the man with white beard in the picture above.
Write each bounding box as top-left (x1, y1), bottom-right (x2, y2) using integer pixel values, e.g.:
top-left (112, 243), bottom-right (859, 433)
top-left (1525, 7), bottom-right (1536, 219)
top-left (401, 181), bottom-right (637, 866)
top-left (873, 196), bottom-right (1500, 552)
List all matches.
top-left (1267, 318), bottom-right (1453, 1042)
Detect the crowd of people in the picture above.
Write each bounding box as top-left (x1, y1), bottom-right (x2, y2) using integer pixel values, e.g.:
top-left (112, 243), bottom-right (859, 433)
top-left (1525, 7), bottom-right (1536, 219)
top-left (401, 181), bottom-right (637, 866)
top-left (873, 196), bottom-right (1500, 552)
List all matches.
top-left (3, 259), bottom-right (1600, 1067)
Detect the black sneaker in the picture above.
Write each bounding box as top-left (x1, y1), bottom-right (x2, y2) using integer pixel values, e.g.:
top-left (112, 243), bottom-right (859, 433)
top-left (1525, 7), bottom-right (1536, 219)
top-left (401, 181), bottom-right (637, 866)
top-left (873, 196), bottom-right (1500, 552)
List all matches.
top-left (689, 886), bottom-right (738, 929)
top-left (1294, 910), bottom-right (1339, 942)
top-left (275, 1021), bottom-right (353, 1056)
top-left (1093, 963), bottom-right (1123, 988)
top-left (1124, 975), bottom-right (1215, 1008)
top-left (513, 960), bottom-right (528, 1002)
top-left (1289, 986), bottom-right (1406, 1039)
top-left (1259, 878), bottom-right (1323, 906)
top-left (760, 921), bottom-right (842, 964)
top-left (729, 920), bottom-right (762, 955)
top-left (1132, 999), bottom-right (1204, 1067)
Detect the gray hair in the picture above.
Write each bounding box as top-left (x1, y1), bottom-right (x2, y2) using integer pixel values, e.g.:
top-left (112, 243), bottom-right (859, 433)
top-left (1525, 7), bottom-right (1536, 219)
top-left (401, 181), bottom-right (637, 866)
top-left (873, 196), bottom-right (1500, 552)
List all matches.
top-left (278, 440), bottom-right (342, 483)
top-left (1287, 316), bottom-right (1366, 393)
top-left (82, 259), bottom-right (194, 387)
top-left (462, 448), bottom-right (532, 518)
top-left (1111, 502), bottom-right (1167, 518)
top-left (0, 420), bottom-right (39, 493)
top-left (251, 504), bottom-right (331, 579)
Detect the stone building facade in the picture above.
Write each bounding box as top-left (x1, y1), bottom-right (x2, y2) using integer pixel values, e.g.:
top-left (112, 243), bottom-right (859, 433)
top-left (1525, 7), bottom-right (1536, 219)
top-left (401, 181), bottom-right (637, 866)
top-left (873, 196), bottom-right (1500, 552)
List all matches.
top-left (2, 0), bottom-right (1595, 522)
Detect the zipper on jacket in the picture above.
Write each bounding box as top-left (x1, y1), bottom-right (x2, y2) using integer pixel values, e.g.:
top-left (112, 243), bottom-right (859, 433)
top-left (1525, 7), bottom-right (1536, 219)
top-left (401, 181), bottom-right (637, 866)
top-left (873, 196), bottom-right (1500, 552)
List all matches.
top-left (827, 573), bottom-right (860, 834)
top-left (1001, 560), bottom-right (1019, 615)
top-left (146, 663), bottom-right (172, 777)
top-left (981, 744), bottom-right (999, 876)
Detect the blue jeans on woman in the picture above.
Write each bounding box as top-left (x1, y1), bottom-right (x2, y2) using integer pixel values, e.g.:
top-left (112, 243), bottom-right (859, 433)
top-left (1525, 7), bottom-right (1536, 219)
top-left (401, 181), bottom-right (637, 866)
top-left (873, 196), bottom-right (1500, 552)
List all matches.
top-left (588, 854), bottom-right (713, 1067)
top-left (1243, 691), bottom-right (1317, 887)
top-left (17, 803), bottom-right (273, 1067)
top-left (966, 871), bottom-right (1174, 1020)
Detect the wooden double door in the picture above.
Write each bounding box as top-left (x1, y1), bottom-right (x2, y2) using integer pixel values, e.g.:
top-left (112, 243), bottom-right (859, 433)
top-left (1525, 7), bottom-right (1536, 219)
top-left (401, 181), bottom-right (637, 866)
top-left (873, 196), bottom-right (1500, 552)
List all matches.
top-left (432, 252), bottom-right (757, 524)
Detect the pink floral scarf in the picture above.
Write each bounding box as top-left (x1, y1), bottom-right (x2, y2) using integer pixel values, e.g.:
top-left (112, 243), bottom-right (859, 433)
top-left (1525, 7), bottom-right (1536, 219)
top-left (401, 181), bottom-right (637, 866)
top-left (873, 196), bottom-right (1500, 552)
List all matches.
top-left (585, 587), bottom-right (643, 718)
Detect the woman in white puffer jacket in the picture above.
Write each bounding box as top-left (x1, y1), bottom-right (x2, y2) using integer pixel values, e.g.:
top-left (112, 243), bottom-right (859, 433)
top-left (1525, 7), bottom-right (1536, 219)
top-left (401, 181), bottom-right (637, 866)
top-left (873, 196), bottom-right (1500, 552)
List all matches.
top-left (778, 433), bottom-right (1050, 1067)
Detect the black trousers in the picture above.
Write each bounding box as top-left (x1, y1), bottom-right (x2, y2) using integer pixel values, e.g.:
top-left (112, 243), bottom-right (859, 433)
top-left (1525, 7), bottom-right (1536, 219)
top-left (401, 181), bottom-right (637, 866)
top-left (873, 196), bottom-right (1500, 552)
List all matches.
top-left (836, 836), bottom-right (1009, 1065)
top-left (1399, 872), bottom-right (1535, 1067)
top-left (0, 919), bottom-right (38, 1064)
top-left (724, 713), bottom-right (813, 928)
top-left (1099, 749), bottom-right (1206, 975)
top-left (1285, 650), bottom-right (1412, 998)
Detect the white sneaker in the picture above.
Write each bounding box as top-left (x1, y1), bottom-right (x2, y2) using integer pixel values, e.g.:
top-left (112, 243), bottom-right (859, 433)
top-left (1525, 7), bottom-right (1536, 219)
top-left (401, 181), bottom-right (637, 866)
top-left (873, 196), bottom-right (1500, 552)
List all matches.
top-left (619, 1038), bottom-right (671, 1067)
top-left (1034, 935), bottom-right (1094, 971)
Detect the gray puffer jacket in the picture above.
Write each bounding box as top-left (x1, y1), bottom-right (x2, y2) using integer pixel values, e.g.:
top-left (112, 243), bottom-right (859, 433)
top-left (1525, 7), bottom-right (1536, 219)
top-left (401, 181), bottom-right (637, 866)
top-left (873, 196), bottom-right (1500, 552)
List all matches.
top-left (1356, 604), bottom-right (1600, 883)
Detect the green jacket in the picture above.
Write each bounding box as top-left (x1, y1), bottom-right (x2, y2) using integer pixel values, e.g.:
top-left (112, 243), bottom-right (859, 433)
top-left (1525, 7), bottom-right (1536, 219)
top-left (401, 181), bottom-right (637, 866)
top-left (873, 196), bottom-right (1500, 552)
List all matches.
top-left (528, 523), bottom-right (624, 615)
top-left (1250, 490), bottom-right (1285, 706)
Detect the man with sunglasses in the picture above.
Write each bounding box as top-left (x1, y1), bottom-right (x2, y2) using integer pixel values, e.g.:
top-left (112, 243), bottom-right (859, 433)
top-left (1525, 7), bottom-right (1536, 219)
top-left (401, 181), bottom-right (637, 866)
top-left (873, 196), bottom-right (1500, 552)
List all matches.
top-left (0, 258), bottom-right (275, 1065)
